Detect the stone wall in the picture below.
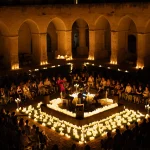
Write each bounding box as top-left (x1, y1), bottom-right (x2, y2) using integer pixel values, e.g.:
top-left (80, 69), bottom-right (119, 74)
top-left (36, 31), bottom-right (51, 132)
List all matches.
top-left (0, 3), bottom-right (150, 68)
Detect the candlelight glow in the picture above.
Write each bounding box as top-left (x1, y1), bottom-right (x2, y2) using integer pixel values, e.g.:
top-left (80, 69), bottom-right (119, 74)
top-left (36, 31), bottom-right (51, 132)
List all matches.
top-left (12, 63), bottom-right (19, 70)
top-left (16, 103), bottom-right (145, 144)
top-left (136, 65), bottom-right (144, 69)
top-left (88, 56), bottom-right (94, 60)
top-left (110, 60), bottom-right (117, 65)
top-left (57, 55), bottom-right (72, 60)
top-left (40, 61), bottom-right (48, 65)
top-left (47, 97), bottom-right (118, 118)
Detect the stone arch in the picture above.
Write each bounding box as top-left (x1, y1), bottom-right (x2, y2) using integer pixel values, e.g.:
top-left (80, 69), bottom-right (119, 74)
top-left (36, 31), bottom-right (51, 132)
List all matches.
top-left (47, 17), bottom-right (66, 61)
top-left (95, 16), bottom-right (111, 61)
top-left (0, 22), bottom-right (10, 68)
top-left (117, 16), bottom-right (137, 65)
top-left (144, 20), bottom-right (150, 66)
top-left (18, 19), bottom-right (40, 66)
top-left (72, 18), bottom-right (89, 58)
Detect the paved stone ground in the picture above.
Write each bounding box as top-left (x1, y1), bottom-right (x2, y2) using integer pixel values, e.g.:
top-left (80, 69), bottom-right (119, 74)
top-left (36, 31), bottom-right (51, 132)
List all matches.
top-left (0, 95), bottom-right (147, 150)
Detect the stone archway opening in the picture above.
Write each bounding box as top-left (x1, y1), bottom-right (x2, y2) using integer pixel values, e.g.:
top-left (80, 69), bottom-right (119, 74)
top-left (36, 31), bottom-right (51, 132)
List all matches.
top-left (72, 18), bottom-right (89, 58)
top-left (47, 18), bottom-right (66, 61)
top-left (18, 20), bottom-right (39, 67)
top-left (95, 16), bottom-right (111, 61)
top-left (118, 17), bottom-right (137, 66)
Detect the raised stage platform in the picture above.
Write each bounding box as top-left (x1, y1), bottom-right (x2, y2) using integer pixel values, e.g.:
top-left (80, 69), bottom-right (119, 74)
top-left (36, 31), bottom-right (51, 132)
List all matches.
top-left (41, 103), bottom-right (124, 126)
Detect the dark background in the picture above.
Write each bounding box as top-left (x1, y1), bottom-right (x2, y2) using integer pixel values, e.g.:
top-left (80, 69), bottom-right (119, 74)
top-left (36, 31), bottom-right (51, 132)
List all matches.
top-left (0, 0), bottom-right (149, 6)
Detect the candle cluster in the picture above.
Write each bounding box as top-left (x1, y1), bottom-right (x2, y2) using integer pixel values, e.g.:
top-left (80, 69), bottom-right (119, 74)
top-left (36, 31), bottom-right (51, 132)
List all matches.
top-left (88, 56), bottom-right (94, 60)
top-left (47, 98), bottom-right (118, 118)
top-left (16, 103), bottom-right (145, 144)
top-left (12, 64), bottom-right (19, 70)
top-left (110, 61), bottom-right (117, 65)
top-left (40, 61), bottom-right (48, 65)
top-left (136, 65), bottom-right (144, 69)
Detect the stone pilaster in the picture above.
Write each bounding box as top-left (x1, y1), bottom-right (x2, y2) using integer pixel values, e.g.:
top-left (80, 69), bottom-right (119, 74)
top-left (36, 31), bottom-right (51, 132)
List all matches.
top-left (39, 33), bottom-right (48, 65)
top-left (7, 36), bottom-right (19, 69)
top-left (89, 30), bottom-right (95, 60)
top-left (110, 31), bottom-right (118, 64)
top-left (136, 33), bottom-right (145, 68)
top-left (65, 30), bottom-right (72, 58)
top-left (57, 30), bottom-right (66, 56)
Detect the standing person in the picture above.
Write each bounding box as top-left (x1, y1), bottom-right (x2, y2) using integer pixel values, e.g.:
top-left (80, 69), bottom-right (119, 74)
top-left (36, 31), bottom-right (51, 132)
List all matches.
top-left (57, 77), bottom-right (65, 99)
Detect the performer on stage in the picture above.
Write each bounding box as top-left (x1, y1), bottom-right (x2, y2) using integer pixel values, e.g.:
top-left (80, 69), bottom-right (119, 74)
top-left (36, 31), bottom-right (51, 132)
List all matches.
top-left (78, 89), bottom-right (84, 104)
top-left (57, 77), bottom-right (65, 99)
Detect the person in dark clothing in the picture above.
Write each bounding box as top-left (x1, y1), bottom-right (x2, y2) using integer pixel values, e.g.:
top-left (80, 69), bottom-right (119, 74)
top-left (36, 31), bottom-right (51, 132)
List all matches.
top-left (122, 125), bottom-right (133, 149)
top-left (113, 129), bottom-right (123, 150)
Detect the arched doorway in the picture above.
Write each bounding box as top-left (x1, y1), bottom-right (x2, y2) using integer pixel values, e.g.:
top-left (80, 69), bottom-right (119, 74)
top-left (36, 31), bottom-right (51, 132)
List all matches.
top-left (72, 18), bottom-right (89, 58)
top-left (47, 18), bottom-right (66, 61)
top-left (18, 20), bottom-right (39, 67)
top-left (95, 16), bottom-right (111, 61)
top-left (118, 16), bottom-right (137, 66)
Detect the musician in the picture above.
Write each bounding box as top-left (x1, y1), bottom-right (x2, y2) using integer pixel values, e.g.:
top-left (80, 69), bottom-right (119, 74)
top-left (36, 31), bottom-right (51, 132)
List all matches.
top-left (80, 73), bottom-right (87, 87)
top-left (57, 77), bottom-right (65, 98)
top-left (78, 89), bottom-right (84, 104)
top-left (73, 74), bottom-right (80, 85)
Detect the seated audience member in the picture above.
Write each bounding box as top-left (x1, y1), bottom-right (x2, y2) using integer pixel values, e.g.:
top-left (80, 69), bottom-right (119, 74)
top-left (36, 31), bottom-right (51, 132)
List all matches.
top-left (44, 78), bottom-right (52, 94)
top-left (23, 84), bottom-right (32, 100)
top-left (80, 73), bottom-right (87, 87)
top-left (118, 83), bottom-right (125, 99)
top-left (131, 85), bottom-right (137, 102)
top-left (135, 85), bottom-right (143, 104)
top-left (124, 83), bottom-right (132, 101)
top-left (96, 74), bottom-right (101, 89)
top-left (38, 81), bottom-right (45, 95)
top-left (73, 74), bottom-right (80, 85)
top-left (99, 77), bottom-right (106, 91)
top-left (0, 88), bottom-right (6, 104)
top-left (17, 85), bottom-right (23, 99)
top-left (51, 76), bottom-right (57, 93)
top-left (87, 75), bottom-right (94, 88)
top-left (30, 82), bottom-right (38, 98)
top-left (142, 86), bottom-right (149, 104)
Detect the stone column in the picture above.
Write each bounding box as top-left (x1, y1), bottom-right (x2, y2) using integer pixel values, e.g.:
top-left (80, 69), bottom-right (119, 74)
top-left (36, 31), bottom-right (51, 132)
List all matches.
top-left (136, 33), bottom-right (145, 68)
top-left (77, 27), bottom-right (88, 55)
top-left (76, 19), bottom-right (88, 56)
top-left (65, 30), bottom-right (72, 58)
top-left (7, 36), bottom-right (19, 69)
top-left (89, 30), bottom-right (95, 60)
top-left (57, 30), bottom-right (66, 56)
top-left (110, 31), bottom-right (118, 64)
top-left (39, 33), bottom-right (48, 65)
top-left (95, 29), bottom-right (105, 59)
top-left (31, 33), bottom-right (40, 64)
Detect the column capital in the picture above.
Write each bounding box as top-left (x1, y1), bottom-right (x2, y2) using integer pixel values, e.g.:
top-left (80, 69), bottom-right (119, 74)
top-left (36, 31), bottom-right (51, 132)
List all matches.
top-left (65, 30), bottom-right (72, 32)
top-left (4, 35), bottom-right (18, 38)
top-left (32, 33), bottom-right (46, 35)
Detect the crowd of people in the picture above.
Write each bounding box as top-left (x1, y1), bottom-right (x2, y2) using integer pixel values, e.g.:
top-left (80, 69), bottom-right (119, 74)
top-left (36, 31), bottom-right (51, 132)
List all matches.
top-left (0, 108), bottom-right (48, 150)
top-left (101, 118), bottom-right (150, 150)
top-left (0, 65), bottom-right (150, 149)
top-left (0, 65), bottom-right (150, 106)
